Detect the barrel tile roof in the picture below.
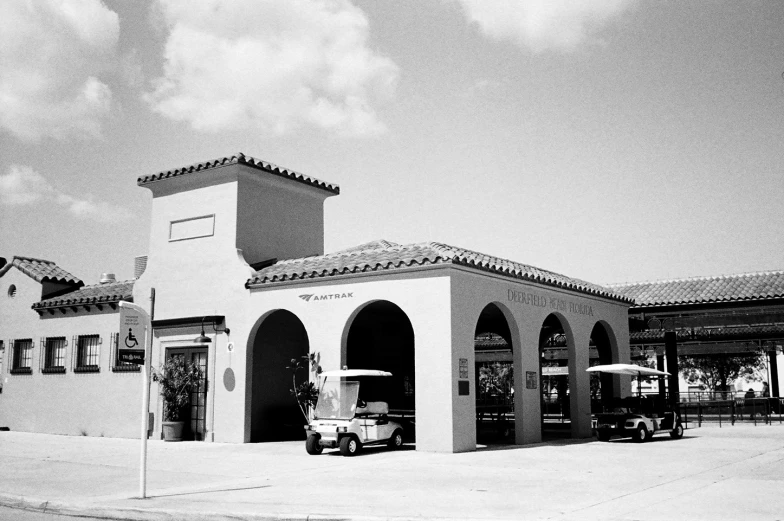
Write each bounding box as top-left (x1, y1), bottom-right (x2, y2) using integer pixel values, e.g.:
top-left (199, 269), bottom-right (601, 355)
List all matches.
top-left (1, 256), bottom-right (83, 286)
top-left (247, 240), bottom-right (632, 304)
top-left (137, 152), bottom-right (340, 195)
top-left (33, 280), bottom-right (134, 310)
top-left (610, 271), bottom-right (784, 308)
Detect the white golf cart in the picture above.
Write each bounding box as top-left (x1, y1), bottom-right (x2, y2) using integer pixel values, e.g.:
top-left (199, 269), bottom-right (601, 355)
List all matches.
top-left (587, 364), bottom-right (684, 442)
top-left (305, 369), bottom-right (405, 456)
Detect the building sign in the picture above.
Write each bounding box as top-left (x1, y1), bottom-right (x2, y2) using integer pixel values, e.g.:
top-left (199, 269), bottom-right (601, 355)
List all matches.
top-left (299, 292), bottom-right (354, 302)
top-left (507, 289), bottom-right (594, 317)
top-left (118, 306), bottom-right (145, 364)
top-left (542, 366), bottom-right (569, 376)
top-left (459, 358), bottom-right (468, 379)
top-left (526, 371), bottom-right (537, 389)
top-left (169, 214), bottom-right (215, 242)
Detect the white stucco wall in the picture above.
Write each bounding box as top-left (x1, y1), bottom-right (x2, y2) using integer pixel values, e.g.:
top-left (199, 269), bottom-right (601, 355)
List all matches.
top-left (0, 269), bottom-right (140, 437)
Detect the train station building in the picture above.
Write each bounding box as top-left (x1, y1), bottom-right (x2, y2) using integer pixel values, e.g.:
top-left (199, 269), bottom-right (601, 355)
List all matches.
top-left (0, 152), bottom-right (675, 452)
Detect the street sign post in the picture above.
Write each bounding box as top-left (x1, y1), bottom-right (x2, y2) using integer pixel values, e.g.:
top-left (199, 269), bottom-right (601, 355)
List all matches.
top-left (118, 301), bottom-right (152, 499)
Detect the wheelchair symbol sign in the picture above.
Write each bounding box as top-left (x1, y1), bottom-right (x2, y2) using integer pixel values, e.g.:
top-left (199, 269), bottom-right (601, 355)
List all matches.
top-left (119, 306), bottom-right (145, 364)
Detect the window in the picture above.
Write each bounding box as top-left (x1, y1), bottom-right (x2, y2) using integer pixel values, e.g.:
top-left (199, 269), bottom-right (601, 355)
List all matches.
top-left (11, 339), bottom-right (33, 374)
top-left (43, 337), bottom-right (66, 374)
top-left (7, 284), bottom-right (16, 298)
top-left (0, 340), bottom-right (4, 392)
top-left (75, 335), bottom-right (100, 373)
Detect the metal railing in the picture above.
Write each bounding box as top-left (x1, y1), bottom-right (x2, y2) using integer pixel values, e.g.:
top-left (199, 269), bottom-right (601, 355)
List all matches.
top-left (679, 397), bottom-right (783, 428)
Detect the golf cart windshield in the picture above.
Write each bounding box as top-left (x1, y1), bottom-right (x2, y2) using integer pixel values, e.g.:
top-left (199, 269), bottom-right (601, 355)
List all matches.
top-left (314, 380), bottom-right (359, 420)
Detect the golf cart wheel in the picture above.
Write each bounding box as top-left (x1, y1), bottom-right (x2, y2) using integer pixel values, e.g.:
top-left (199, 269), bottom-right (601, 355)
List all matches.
top-left (306, 434), bottom-right (323, 455)
top-left (670, 423), bottom-right (684, 439)
top-left (387, 430), bottom-right (404, 449)
top-left (633, 425), bottom-right (648, 443)
top-left (339, 435), bottom-right (361, 456)
top-left (596, 431), bottom-right (611, 442)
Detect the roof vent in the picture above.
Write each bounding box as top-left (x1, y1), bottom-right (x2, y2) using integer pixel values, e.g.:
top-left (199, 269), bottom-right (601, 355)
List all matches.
top-left (100, 273), bottom-right (116, 284)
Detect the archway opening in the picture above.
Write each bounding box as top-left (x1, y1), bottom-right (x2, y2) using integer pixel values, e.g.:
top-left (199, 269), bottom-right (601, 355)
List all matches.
top-left (474, 303), bottom-right (514, 445)
top-left (249, 310), bottom-right (309, 442)
top-left (589, 322), bottom-right (615, 414)
top-left (345, 300), bottom-right (415, 441)
top-left (540, 314), bottom-right (571, 438)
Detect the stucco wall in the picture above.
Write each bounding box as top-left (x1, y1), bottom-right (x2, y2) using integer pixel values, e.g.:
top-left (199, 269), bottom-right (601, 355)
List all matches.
top-left (236, 167), bottom-right (331, 265)
top-left (0, 270), bottom-right (140, 437)
top-left (450, 267), bottom-right (631, 446)
top-left (245, 268), bottom-right (453, 451)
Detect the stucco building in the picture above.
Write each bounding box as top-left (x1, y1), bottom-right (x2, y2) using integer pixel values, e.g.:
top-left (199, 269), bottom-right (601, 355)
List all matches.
top-left (1, 152), bottom-right (633, 452)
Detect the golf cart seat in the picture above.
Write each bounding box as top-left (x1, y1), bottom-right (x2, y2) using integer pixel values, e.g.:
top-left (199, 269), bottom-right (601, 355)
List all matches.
top-left (356, 401), bottom-right (389, 416)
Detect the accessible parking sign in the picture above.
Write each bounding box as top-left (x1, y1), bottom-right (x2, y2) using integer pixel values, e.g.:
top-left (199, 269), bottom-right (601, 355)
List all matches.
top-left (119, 305), bottom-right (145, 364)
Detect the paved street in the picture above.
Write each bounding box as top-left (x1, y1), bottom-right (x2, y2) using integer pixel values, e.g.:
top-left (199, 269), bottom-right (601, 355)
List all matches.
top-left (1, 425), bottom-right (783, 521)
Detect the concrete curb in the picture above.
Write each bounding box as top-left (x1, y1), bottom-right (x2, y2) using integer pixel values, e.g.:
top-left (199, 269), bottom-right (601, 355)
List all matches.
top-left (0, 494), bottom-right (501, 521)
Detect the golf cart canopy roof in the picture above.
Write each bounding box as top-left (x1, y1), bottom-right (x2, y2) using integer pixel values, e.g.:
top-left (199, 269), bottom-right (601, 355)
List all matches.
top-left (319, 369), bottom-right (393, 378)
top-left (586, 364), bottom-right (670, 377)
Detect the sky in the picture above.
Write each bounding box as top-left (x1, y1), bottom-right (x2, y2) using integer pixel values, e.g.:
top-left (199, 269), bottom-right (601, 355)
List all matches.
top-left (1, 0), bottom-right (783, 287)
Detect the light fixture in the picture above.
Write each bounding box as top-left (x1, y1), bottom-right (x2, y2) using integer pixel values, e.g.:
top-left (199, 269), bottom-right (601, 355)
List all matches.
top-left (193, 316), bottom-right (230, 344)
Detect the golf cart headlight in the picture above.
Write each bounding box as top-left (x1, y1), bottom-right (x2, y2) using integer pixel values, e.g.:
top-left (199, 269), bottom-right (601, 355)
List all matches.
top-left (337, 426), bottom-right (347, 433)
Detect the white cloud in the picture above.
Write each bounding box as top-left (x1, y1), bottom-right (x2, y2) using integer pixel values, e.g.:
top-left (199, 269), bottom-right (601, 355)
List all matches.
top-left (145, 0), bottom-right (399, 137)
top-left (0, 0), bottom-right (119, 141)
top-left (0, 165), bottom-right (132, 222)
top-left (454, 0), bottom-right (636, 52)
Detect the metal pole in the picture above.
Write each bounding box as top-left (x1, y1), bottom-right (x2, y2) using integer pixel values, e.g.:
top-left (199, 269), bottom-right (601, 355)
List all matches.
top-left (140, 348), bottom-right (150, 498)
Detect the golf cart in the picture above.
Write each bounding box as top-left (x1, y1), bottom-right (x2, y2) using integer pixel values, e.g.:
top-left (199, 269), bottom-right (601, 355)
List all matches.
top-left (305, 369), bottom-right (404, 456)
top-left (587, 364), bottom-right (684, 442)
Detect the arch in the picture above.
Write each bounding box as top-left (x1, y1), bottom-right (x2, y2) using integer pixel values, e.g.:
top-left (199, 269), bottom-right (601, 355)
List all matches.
top-left (342, 300), bottom-right (415, 423)
top-left (589, 321), bottom-right (618, 412)
top-left (474, 301), bottom-right (519, 445)
top-left (247, 309), bottom-right (309, 442)
top-left (538, 312), bottom-right (575, 438)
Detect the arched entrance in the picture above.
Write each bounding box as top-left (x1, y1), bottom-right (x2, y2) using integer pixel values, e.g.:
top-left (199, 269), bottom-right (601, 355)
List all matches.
top-left (540, 314), bottom-right (571, 438)
top-left (249, 309), bottom-right (309, 442)
top-left (589, 322), bottom-right (615, 413)
top-left (474, 303), bottom-right (514, 444)
top-left (344, 300), bottom-right (415, 439)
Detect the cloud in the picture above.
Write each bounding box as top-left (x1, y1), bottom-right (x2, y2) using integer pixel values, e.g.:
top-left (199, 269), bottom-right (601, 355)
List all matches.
top-left (454, 0), bottom-right (636, 52)
top-left (145, 0), bottom-right (399, 137)
top-left (0, 165), bottom-right (132, 222)
top-left (0, 0), bottom-right (119, 141)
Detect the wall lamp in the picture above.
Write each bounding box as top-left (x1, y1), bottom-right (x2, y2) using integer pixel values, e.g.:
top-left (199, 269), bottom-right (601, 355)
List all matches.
top-left (193, 316), bottom-right (230, 344)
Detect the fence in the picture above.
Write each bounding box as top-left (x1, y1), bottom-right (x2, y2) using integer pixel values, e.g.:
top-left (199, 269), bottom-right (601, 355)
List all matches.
top-left (678, 397), bottom-right (784, 428)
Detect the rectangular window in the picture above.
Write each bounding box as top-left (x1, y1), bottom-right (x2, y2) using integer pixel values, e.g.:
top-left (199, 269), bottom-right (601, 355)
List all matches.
top-left (75, 335), bottom-right (100, 373)
top-left (11, 339), bottom-right (33, 374)
top-left (43, 337), bottom-right (66, 374)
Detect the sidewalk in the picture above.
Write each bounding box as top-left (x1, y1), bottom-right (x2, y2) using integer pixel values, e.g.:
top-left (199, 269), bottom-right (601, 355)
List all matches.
top-left (2, 425), bottom-right (783, 521)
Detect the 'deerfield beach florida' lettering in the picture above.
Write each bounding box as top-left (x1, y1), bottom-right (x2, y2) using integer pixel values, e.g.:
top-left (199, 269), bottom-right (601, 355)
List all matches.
top-left (508, 289), bottom-right (594, 316)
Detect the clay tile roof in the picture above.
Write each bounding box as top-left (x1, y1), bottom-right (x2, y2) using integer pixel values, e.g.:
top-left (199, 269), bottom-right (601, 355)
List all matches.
top-left (3, 256), bottom-right (83, 286)
top-left (137, 152), bottom-right (340, 195)
top-left (609, 270), bottom-right (784, 308)
top-left (247, 240), bottom-right (632, 304)
top-left (33, 280), bottom-right (134, 310)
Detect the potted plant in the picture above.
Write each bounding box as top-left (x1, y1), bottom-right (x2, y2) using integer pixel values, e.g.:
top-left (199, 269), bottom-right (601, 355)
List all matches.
top-left (151, 356), bottom-right (203, 442)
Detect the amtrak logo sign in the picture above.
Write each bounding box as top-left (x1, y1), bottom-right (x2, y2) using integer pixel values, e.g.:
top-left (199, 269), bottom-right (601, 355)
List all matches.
top-left (299, 292), bottom-right (354, 302)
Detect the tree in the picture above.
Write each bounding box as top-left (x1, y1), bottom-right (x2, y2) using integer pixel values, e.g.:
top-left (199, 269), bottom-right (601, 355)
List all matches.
top-left (679, 353), bottom-right (765, 394)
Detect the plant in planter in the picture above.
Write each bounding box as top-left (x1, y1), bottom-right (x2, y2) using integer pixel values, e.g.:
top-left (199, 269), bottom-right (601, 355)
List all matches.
top-left (287, 352), bottom-right (322, 423)
top-left (151, 356), bottom-right (203, 441)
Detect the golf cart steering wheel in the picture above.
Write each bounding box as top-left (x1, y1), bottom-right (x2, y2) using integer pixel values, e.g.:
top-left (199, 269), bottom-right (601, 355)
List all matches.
top-left (357, 399), bottom-right (367, 408)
